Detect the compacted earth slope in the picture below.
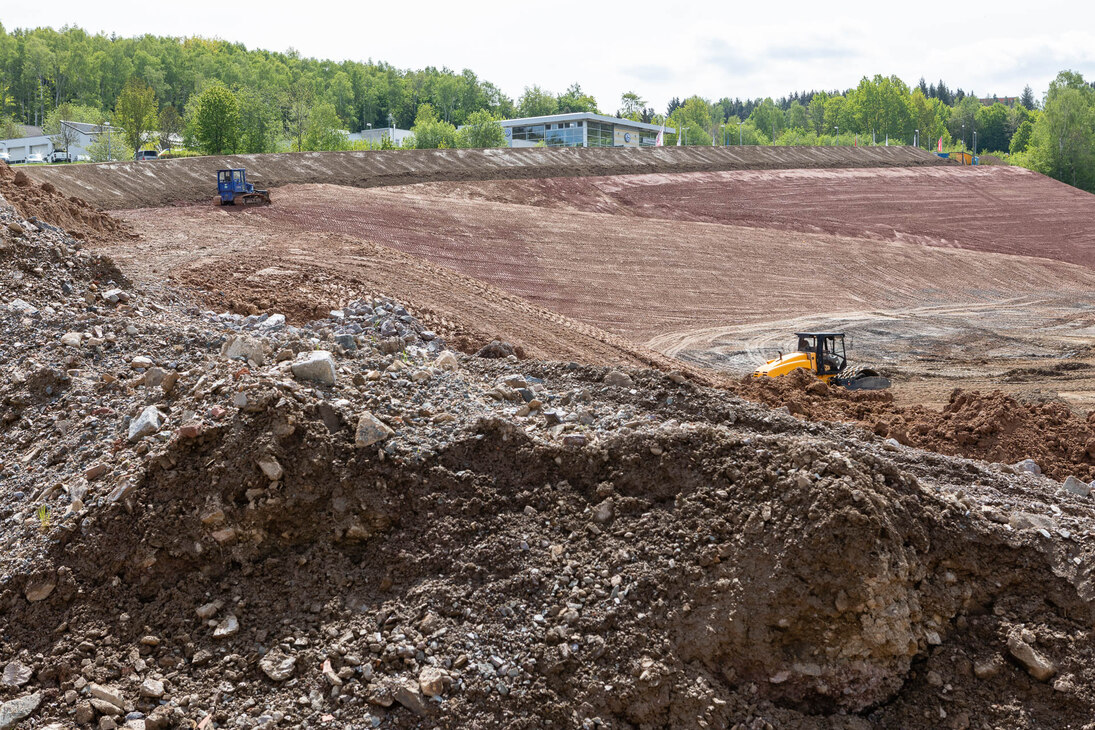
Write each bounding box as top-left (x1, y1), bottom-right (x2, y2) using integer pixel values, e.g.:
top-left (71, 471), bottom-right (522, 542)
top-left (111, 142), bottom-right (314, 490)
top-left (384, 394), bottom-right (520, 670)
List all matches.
top-left (3, 161), bottom-right (1095, 730)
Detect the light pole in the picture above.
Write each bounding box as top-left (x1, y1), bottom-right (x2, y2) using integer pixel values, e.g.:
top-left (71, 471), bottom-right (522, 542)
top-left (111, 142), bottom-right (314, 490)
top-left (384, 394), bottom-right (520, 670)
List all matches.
top-left (961, 123), bottom-right (965, 149)
top-left (914, 129), bottom-right (919, 148)
top-left (834, 126), bottom-right (838, 145)
top-left (738, 120), bottom-right (743, 145)
top-left (105, 122), bottom-right (112, 161)
top-left (973, 130), bottom-right (977, 156)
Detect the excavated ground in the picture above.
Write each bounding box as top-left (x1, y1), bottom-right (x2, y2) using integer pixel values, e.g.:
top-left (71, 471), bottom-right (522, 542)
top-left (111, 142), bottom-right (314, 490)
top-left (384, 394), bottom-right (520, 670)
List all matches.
top-left (4, 153), bottom-right (1095, 729)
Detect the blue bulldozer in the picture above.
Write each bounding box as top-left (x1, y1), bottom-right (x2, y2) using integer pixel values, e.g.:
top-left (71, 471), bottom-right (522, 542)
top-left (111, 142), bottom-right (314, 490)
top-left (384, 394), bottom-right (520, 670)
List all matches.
top-left (216, 168), bottom-right (271, 206)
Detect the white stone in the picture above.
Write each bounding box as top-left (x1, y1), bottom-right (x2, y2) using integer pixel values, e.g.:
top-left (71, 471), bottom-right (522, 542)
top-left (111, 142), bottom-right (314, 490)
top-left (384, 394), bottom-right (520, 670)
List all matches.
top-left (130, 356), bottom-right (154, 369)
top-left (128, 406), bottom-right (165, 442)
top-left (60, 332), bottom-right (83, 347)
top-left (434, 351), bottom-right (459, 370)
top-left (291, 351), bottom-right (337, 385)
top-left (1062, 476), bottom-right (1091, 497)
top-left (259, 651), bottom-right (296, 682)
top-left (257, 457), bottom-right (284, 481)
top-left (0, 692), bottom-right (41, 730)
top-left (604, 371), bottom-right (633, 387)
top-left (221, 334), bottom-right (265, 366)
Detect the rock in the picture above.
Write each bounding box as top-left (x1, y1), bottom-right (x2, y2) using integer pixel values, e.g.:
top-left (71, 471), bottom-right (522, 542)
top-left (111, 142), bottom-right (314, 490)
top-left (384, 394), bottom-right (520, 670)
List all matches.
top-left (592, 498), bottom-right (614, 523)
top-left (667, 370), bottom-right (687, 384)
top-left (60, 331), bottom-right (83, 347)
top-left (196, 600), bottom-right (222, 619)
top-left (322, 659), bottom-right (342, 687)
top-left (435, 351), bottom-right (459, 370)
top-left (259, 651), bottom-right (296, 682)
top-left (0, 692), bottom-right (41, 730)
top-left (355, 411), bottom-right (394, 448)
top-left (140, 678), bottom-right (165, 699)
top-left (1061, 475), bottom-right (1091, 497)
top-left (74, 702), bottom-right (95, 724)
top-left (334, 333), bottom-right (357, 351)
top-left (392, 678), bottom-right (427, 715)
top-left (89, 683), bottom-right (125, 709)
top-left (1007, 630), bottom-right (1056, 681)
top-left (418, 666), bottom-right (447, 697)
top-left (257, 313), bottom-right (286, 330)
top-left (1008, 511), bottom-right (1058, 532)
top-left (1, 662), bottom-right (31, 688)
top-left (24, 577), bottom-right (56, 602)
top-left (257, 456), bottom-right (284, 481)
top-left (130, 355), bottom-right (154, 369)
top-left (603, 371), bottom-right (633, 387)
top-left (98, 716), bottom-right (117, 730)
top-left (144, 706), bottom-right (181, 730)
top-left (128, 405), bottom-right (165, 442)
top-left (177, 422), bottom-right (203, 439)
top-left (101, 288), bottom-right (129, 303)
top-left (161, 370), bottom-right (179, 393)
top-left (9, 299), bottom-right (38, 315)
top-left (221, 334), bottom-right (265, 365)
top-left (213, 614), bottom-right (239, 639)
top-left (1013, 459), bottom-right (1041, 475)
top-left (475, 340), bottom-right (514, 359)
top-left (291, 351), bottom-right (337, 385)
top-left (143, 367), bottom-right (166, 387)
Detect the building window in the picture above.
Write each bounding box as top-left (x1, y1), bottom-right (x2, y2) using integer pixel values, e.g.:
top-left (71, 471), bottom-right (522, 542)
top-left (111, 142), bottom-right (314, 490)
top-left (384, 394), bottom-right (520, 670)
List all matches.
top-left (587, 122), bottom-right (613, 147)
top-left (511, 124), bottom-right (546, 143)
top-left (545, 125), bottom-right (583, 147)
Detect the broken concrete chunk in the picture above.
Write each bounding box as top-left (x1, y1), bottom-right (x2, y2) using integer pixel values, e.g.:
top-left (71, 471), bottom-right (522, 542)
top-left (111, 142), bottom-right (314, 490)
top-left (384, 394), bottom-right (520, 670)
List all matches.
top-left (603, 370), bottom-right (633, 387)
top-left (128, 405), bottom-right (165, 442)
top-left (291, 351), bottom-right (337, 385)
top-left (257, 456), bottom-right (284, 481)
top-left (0, 692), bottom-right (42, 730)
top-left (1061, 475), bottom-right (1091, 497)
top-left (1, 662), bottom-right (31, 688)
top-left (221, 334), bottom-right (265, 366)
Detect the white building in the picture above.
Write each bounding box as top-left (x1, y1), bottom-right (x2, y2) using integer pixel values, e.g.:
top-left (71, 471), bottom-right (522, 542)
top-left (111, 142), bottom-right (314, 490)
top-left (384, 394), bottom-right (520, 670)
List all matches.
top-left (347, 127), bottom-right (414, 147)
top-left (0, 121), bottom-right (126, 163)
top-left (498, 113), bottom-right (673, 148)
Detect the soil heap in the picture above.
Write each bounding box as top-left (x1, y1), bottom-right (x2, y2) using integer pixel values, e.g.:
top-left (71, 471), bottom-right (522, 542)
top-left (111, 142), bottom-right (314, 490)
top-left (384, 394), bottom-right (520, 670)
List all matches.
top-left (0, 161), bottom-right (134, 243)
top-left (2, 188), bottom-right (1095, 730)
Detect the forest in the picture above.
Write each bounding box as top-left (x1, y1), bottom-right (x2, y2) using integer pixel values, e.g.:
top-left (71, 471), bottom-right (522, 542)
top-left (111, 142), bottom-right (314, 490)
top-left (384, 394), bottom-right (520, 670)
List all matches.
top-left (1, 25), bottom-right (1093, 192)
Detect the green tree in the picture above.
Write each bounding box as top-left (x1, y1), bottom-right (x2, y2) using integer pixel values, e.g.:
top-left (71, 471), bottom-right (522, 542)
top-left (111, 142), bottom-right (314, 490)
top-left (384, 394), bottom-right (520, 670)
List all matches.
top-left (1026, 71), bottom-right (1095, 190)
top-left (556, 83), bottom-right (597, 114)
top-left (618, 91), bottom-right (646, 121)
top-left (410, 103), bottom-right (456, 148)
top-left (455, 109), bottom-right (505, 148)
top-left (518, 85), bottom-right (556, 117)
top-left (303, 101), bottom-right (349, 151)
top-left (807, 92), bottom-right (828, 134)
top-left (749, 98), bottom-right (784, 142)
top-left (113, 77), bottom-right (159, 154)
top-left (283, 82), bottom-right (313, 152)
top-left (86, 127), bottom-right (134, 162)
top-left (158, 105), bottom-right (182, 149)
top-left (949, 95), bottom-right (980, 148)
top-left (237, 88), bottom-right (279, 153)
top-left (194, 83), bottom-right (239, 154)
top-left (974, 102), bottom-right (1009, 152)
top-left (1009, 119), bottom-right (1034, 154)
top-left (845, 75), bottom-right (913, 142)
top-left (786, 100), bottom-right (808, 130)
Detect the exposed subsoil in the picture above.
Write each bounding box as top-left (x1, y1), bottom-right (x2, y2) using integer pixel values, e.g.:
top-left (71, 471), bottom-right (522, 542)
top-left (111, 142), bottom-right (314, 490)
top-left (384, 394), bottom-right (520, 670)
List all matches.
top-left (409, 166), bottom-right (1095, 269)
top-left (6, 195), bottom-right (1095, 730)
top-left (0, 162), bottom-right (134, 243)
top-left (23, 145), bottom-right (950, 210)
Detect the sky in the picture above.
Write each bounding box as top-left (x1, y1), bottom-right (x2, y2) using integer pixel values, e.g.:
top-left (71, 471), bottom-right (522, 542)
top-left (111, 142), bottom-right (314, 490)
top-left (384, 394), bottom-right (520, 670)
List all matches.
top-left (6, 0), bottom-right (1095, 113)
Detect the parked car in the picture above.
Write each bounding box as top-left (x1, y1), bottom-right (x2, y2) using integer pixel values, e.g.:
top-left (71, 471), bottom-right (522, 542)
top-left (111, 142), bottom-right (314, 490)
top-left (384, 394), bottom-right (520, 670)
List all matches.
top-left (136, 149), bottom-right (159, 161)
top-left (25, 153), bottom-right (45, 164)
top-left (0, 150), bottom-right (9, 162)
top-left (49, 151), bottom-right (71, 163)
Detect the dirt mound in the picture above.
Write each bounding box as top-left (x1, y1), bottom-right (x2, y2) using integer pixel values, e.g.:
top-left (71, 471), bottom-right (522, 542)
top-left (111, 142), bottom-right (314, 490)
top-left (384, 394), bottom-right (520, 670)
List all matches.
top-left (0, 162), bottom-right (133, 243)
top-left (6, 200), bottom-right (1095, 727)
top-left (23, 145), bottom-right (950, 210)
top-left (738, 370), bottom-right (1095, 480)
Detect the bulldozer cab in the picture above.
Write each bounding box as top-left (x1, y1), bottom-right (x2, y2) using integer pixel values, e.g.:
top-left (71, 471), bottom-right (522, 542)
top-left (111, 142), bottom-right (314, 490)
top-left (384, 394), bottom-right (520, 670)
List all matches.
top-left (795, 332), bottom-right (847, 376)
top-left (218, 169), bottom-right (248, 193)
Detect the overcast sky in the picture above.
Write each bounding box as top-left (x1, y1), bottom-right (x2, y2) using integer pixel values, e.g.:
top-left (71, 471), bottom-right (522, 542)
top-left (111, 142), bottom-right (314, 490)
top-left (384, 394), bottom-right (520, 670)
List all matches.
top-left (7, 0), bottom-right (1095, 113)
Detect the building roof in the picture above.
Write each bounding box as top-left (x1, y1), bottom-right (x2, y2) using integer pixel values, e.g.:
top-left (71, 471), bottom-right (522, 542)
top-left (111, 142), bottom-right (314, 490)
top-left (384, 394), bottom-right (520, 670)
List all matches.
top-left (498, 112), bottom-right (673, 134)
top-left (62, 120), bottom-right (123, 135)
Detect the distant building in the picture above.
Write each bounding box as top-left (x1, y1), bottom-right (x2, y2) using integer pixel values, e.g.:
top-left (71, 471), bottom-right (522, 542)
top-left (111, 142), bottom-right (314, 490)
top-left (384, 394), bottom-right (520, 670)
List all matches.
top-left (0, 121), bottom-right (126, 162)
top-left (347, 127), bottom-right (414, 147)
top-left (497, 113), bottom-right (673, 148)
top-left (979, 96), bottom-right (1019, 108)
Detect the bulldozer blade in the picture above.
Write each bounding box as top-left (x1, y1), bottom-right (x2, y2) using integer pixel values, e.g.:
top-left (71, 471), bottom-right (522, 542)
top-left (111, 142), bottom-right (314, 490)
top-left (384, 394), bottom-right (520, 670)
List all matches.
top-left (841, 376), bottom-right (891, 391)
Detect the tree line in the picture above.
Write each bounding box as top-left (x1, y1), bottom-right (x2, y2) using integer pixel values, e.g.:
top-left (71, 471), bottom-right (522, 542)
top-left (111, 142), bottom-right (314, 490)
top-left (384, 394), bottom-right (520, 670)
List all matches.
top-left (0, 25), bottom-right (1093, 191)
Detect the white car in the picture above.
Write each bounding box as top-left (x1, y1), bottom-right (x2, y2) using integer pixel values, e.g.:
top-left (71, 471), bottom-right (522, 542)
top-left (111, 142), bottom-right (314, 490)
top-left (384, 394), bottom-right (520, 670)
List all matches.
top-left (25, 153), bottom-right (45, 164)
top-left (0, 150), bottom-right (9, 162)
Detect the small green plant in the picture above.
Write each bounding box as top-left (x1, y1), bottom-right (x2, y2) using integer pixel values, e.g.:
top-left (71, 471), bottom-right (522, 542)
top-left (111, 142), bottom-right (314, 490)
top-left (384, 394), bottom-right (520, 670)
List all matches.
top-left (36, 505), bottom-right (51, 531)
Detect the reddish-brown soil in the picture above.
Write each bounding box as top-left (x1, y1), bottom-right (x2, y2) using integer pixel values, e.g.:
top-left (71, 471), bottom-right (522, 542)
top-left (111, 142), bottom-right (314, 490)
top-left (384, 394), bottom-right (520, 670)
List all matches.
top-left (411, 165), bottom-right (1095, 269)
top-left (23, 145), bottom-right (950, 210)
top-left (0, 162), bottom-right (133, 242)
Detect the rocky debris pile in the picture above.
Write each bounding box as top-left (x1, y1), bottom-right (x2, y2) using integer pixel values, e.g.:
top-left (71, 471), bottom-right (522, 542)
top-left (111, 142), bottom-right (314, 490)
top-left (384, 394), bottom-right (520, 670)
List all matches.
top-left (739, 368), bottom-right (1095, 481)
top-left (0, 162), bottom-right (134, 243)
top-left (4, 201), bottom-right (1095, 729)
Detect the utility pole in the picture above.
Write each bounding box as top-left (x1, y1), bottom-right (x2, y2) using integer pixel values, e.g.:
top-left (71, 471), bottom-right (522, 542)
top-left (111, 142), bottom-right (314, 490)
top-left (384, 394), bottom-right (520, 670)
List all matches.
top-left (738, 120), bottom-right (743, 145)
